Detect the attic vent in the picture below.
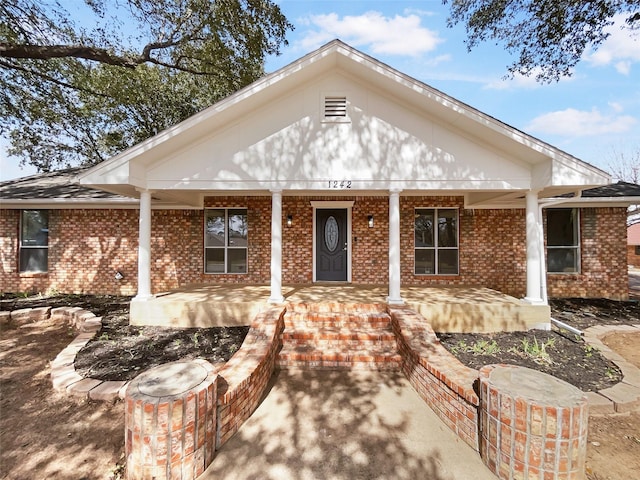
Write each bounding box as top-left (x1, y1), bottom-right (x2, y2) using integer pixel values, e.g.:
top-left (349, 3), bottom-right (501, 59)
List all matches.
top-left (324, 96), bottom-right (347, 117)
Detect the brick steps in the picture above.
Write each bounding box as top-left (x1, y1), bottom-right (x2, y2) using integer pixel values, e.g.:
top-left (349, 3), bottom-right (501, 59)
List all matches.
top-left (277, 302), bottom-right (400, 370)
top-left (284, 311), bottom-right (392, 329)
top-left (276, 346), bottom-right (401, 370)
top-left (281, 325), bottom-right (396, 343)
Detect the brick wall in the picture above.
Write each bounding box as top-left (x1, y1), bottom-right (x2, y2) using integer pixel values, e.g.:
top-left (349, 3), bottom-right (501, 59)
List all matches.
top-left (0, 200), bottom-right (629, 299)
top-left (281, 196), bottom-right (389, 284)
top-left (546, 207), bottom-right (628, 300)
top-left (628, 245), bottom-right (640, 268)
top-left (0, 209), bottom-right (139, 295)
top-left (399, 197), bottom-right (527, 297)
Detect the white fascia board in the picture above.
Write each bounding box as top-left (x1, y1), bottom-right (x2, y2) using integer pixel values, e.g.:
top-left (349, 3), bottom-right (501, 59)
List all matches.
top-left (542, 197), bottom-right (640, 208)
top-left (145, 178), bottom-right (533, 192)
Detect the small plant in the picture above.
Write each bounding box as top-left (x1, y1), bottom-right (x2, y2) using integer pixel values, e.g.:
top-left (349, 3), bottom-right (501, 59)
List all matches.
top-left (192, 332), bottom-right (201, 347)
top-left (98, 332), bottom-right (110, 341)
top-left (519, 336), bottom-right (555, 364)
top-left (450, 338), bottom-right (500, 356)
top-left (470, 339), bottom-right (501, 355)
top-left (583, 343), bottom-right (598, 358)
top-left (605, 367), bottom-right (618, 380)
top-left (450, 340), bottom-right (468, 355)
top-left (45, 287), bottom-right (59, 297)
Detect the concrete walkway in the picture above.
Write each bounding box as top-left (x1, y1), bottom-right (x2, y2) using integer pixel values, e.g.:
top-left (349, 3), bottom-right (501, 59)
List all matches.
top-left (202, 369), bottom-right (497, 480)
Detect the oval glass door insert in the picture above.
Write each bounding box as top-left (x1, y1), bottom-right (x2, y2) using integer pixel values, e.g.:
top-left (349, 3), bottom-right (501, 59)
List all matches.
top-left (324, 216), bottom-right (339, 252)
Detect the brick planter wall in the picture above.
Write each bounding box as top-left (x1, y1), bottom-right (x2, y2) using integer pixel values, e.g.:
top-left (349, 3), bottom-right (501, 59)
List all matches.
top-left (125, 360), bottom-right (218, 480)
top-left (478, 364), bottom-right (589, 480)
top-left (389, 307), bottom-right (481, 451)
top-left (214, 306), bottom-right (286, 447)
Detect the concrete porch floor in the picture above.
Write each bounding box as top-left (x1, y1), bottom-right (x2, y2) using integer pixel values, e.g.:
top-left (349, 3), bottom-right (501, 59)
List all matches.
top-left (130, 284), bottom-right (549, 332)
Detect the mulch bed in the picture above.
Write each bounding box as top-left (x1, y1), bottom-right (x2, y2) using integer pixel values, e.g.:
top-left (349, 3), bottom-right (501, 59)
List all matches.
top-left (436, 329), bottom-right (621, 392)
top-left (2, 293), bottom-right (638, 391)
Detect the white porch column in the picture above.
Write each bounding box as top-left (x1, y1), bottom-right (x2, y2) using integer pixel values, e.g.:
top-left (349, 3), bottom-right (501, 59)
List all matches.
top-left (524, 190), bottom-right (544, 304)
top-left (269, 189), bottom-right (284, 303)
top-left (387, 189), bottom-right (404, 304)
top-left (134, 188), bottom-right (154, 300)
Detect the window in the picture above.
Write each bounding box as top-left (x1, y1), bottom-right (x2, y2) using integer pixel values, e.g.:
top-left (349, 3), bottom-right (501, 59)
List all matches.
top-left (636, 245), bottom-right (640, 256)
top-left (414, 208), bottom-right (459, 275)
top-left (547, 208), bottom-right (580, 273)
top-left (204, 208), bottom-right (247, 274)
top-left (20, 210), bottom-right (48, 272)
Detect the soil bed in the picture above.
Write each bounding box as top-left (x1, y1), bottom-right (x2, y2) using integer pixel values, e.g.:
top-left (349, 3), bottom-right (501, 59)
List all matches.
top-left (436, 329), bottom-right (621, 392)
top-left (74, 315), bottom-right (249, 381)
top-left (436, 297), bottom-right (640, 392)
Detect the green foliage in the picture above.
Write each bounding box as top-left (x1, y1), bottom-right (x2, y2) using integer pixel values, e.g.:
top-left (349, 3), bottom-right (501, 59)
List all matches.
top-left (444, 0), bottom-right (640, 82)
top-left (451, 338), bottom-right (501, 355)
top-left (516, 336), bottom-right (556, 364)
top-left (1, 0), bottom-right (293, 170)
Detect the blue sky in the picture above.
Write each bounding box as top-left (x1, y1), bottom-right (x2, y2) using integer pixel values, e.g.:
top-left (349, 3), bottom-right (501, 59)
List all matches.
top-left (2, 0), bottom-right (638, 181)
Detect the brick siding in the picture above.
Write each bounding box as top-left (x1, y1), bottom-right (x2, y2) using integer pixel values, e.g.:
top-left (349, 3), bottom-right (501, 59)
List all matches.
top-left (628, 245), bottom-right (640, 268)
top-left (0, 199), bottom-right (629, 299)
top-left (546, 207), bottom-right (628, 300)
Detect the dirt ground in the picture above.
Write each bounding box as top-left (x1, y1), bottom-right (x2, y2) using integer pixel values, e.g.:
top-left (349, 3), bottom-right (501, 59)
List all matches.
top-left (0, 295), bottom-right (639, 479)
top-left (0, 319), bottom-right (126, 480)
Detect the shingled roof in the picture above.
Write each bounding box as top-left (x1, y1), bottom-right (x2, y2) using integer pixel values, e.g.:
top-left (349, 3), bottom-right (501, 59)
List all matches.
top-left (0, 167), bottom-right (127, 201)
top-left (581, 181), bottom-right (640, 198)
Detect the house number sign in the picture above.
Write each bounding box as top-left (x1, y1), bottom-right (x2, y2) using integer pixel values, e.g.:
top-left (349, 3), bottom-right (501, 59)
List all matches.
top-left (327, 180), bottom-right (352, 189)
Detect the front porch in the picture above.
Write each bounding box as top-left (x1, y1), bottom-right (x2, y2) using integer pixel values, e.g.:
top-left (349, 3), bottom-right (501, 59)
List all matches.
top-left (130, 284), bottom-right (549, 332)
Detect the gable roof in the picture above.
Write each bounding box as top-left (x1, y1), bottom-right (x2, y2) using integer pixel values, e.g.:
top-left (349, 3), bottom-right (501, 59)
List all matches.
top-left (67, 40), bottom-right (607, 207)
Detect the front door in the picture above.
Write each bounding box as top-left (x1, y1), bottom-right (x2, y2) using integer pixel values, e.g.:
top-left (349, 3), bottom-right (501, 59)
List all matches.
top-left (316, 209), bottom-right (348, 281)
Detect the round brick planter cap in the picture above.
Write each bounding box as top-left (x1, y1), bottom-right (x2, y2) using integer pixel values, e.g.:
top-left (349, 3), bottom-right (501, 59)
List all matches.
top-left (133, 361), bottom-right (210, 398)
top-left (484, 364), bottom-right (586, 406)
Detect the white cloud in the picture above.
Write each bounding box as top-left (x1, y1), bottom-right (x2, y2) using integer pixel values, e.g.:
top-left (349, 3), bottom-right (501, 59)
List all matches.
top-left (485, 72), bottom-right (543, 90)
top-left (584, 14), bottom-right (640, 74)
top-left (484, 67), bottom-right (577, 90)
top-left (296, 11), bottom-right (443, 56)
top-left (526, 107), bottom-right (637, 137)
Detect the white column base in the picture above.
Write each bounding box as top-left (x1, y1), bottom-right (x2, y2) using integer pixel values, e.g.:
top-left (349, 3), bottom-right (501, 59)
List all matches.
top-left (386, 296), bottom-right (405, 305)
top-left (523, 296), bottom-right (547, 306)
top-left (132, 293), bottom-right (156, 302)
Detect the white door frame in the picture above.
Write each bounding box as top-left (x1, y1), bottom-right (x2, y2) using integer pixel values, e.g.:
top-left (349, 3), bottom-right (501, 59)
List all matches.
top-left (311, 200), bottom-right (354, 282)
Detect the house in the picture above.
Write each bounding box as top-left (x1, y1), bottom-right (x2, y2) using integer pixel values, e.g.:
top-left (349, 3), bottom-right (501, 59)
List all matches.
top-left (629, 223), bottom-right (640, 268)
top-left (1, 41), bottom-right (638, 329)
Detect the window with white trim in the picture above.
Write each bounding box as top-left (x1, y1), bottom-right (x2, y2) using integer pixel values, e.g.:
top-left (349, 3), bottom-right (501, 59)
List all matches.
top-left (204, 208), bottom-right (247, 274)
top-left (546, 208), bottom-right (580, 273)
top-left (414, 208), bottom-right (459, 275)
top-left (20, 210), bottom-right (48, 272)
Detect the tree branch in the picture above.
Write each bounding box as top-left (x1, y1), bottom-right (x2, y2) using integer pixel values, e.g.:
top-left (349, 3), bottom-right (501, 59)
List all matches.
top-left (0, 58), bottom-right (110, 97)
top-left (1, 43), bottom-right (140, 68)
top-left (1, 41), bottom-right (217, 76)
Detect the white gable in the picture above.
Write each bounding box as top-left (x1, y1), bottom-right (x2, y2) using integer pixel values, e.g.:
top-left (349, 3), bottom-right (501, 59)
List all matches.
top-left (80, 40), bottom-right (610, 207)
